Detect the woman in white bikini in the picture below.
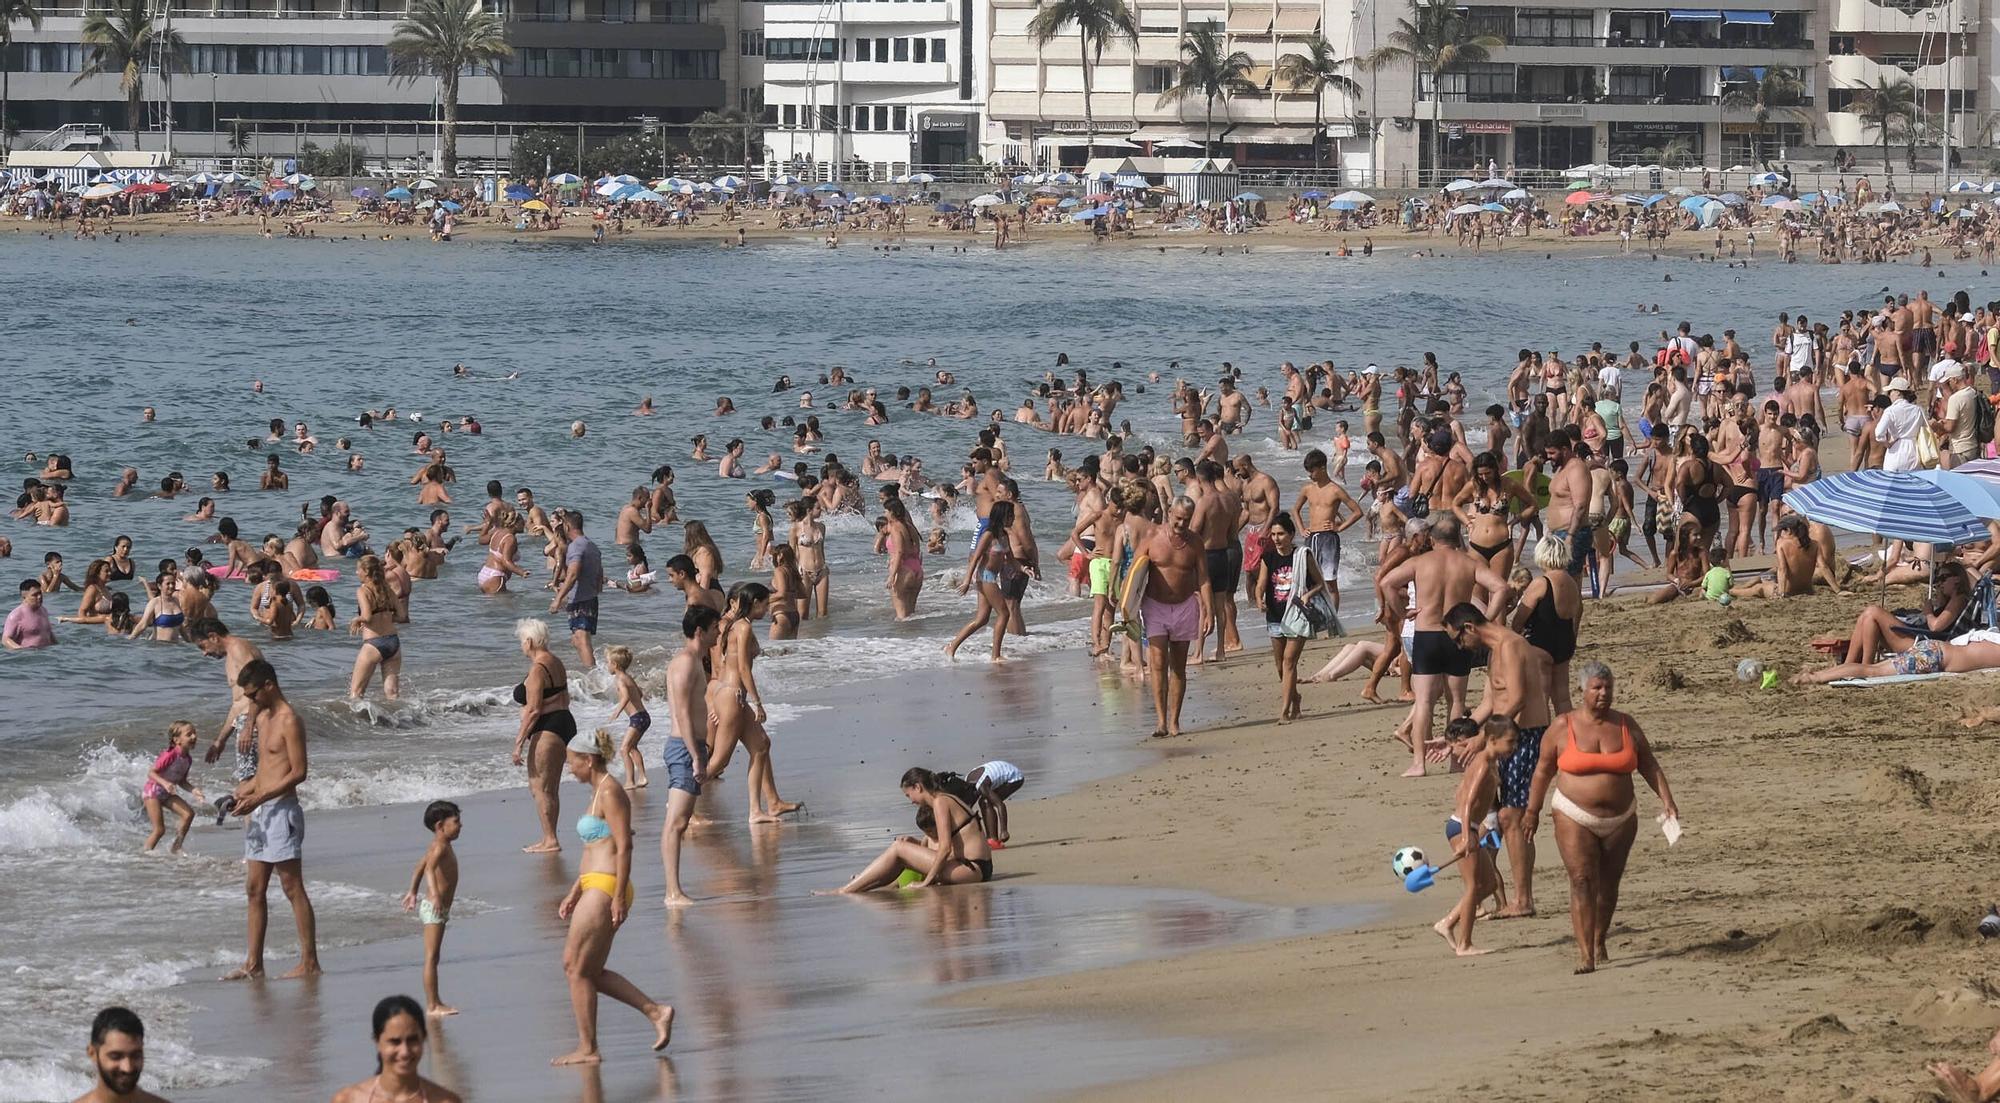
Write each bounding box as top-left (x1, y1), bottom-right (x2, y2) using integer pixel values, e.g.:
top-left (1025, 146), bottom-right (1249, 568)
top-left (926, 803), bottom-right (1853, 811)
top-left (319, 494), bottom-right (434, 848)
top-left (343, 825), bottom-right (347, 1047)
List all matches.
top-left (478, 507), bottom-right (528, 594)
top-left (1523, 661), bottom-right (1678, 974)
top-left (788, 499), bottom-right (830, 620)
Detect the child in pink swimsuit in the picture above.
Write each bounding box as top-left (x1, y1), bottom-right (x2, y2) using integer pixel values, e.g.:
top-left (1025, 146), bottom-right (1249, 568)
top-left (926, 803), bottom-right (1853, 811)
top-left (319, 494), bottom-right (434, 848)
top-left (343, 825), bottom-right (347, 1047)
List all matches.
top-left (142, 721), bottom-right (205, 853)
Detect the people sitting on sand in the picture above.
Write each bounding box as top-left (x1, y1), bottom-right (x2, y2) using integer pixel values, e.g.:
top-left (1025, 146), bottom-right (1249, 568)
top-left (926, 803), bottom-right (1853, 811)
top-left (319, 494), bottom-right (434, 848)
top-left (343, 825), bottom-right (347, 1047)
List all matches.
top-left (1809, 560), bottom-right (1976, 666)
top-left (817, 768), bottom-right (993, 893)
top-left (1792, 635), bottom-right (2000, 684)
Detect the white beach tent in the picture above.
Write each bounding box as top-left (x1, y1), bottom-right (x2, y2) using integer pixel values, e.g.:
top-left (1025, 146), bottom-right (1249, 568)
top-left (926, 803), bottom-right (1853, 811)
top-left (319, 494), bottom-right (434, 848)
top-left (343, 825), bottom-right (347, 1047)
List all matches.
top-left (1163, 157), bottom-right (1238, 207)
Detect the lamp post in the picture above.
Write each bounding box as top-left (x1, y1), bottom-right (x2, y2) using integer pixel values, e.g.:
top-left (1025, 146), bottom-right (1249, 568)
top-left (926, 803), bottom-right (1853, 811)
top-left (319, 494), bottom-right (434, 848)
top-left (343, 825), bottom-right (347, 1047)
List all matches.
top-left (209, 74), bottom-right (217, 162)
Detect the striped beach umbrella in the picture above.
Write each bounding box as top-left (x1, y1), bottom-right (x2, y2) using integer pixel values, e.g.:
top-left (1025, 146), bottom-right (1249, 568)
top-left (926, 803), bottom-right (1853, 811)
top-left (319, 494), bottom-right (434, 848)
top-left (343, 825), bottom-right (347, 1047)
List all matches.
top-left (1783, 471), bottom-right (1991, 545)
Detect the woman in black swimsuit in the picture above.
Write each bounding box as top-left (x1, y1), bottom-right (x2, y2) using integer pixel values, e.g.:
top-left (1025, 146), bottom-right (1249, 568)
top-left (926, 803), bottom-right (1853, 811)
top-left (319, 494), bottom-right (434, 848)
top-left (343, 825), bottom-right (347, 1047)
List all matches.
top-left (511, 617), bottom-right (574, 853)
top-left (819, 768), bottom-right (994, 893)
top-left (106, 535), bottom-right (136, 581)
top-left (1512, 534), bottom-right (1583, 714)
top-left (1453, 452), bottom-right (1539, 582)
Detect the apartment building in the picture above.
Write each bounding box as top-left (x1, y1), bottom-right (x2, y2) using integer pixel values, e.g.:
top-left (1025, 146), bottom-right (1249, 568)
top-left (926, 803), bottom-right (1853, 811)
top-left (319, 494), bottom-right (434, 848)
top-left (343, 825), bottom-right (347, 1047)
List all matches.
top-left (4, 0), bottom-right (733, 161)
top-left (1823, 0), bottom-right (1983, 163)
top-left (752, 0), bottom-right (984, 177)
top-left (982, 0), bottom-right (1375, 173)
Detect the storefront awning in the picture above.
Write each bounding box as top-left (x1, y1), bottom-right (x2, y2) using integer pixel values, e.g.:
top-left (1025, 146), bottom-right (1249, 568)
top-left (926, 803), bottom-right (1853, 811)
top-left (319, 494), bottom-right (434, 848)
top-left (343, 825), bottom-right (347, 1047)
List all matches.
top-left (1666, 9), bottom-right (1723, 19)
top-left (1720, 65), bottom-right (1768, 79)
top-left (1225, 125), bottom-right (1315, 145)
top-left (1243, 64), bottom-right (1274, 88)
top-left (1225, 9), bottom-right (1271, 33)
top-left (1722, 9), bottom-right (1773, 22)
top-left (1274, 7), bottom-right (1321, 33)
top-left (1129, 126), bottom-right (1200, 142)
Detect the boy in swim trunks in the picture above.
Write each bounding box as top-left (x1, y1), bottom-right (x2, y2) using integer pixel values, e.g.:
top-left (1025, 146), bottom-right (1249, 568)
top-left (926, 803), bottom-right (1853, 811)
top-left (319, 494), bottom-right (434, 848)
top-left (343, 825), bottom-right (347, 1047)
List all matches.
top-left (402, 800), bottom-right (461, 1017)
top-left (1435, 716), bottom-right (1517, 957)
top-left (967, 760), bottom-right (1026, 846)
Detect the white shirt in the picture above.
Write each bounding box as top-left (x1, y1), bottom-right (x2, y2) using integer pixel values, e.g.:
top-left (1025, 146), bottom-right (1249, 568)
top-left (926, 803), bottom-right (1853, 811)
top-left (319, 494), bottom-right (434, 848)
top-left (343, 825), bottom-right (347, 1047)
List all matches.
top-left (1596, 364), bottom-right (1622, 400)
top-left (1929, 356), bottom-right (1963, 385)
top-left (1787, 332), bottom-right (1814, 373)
top-left (1875, 398), bottom-right (1926, 471)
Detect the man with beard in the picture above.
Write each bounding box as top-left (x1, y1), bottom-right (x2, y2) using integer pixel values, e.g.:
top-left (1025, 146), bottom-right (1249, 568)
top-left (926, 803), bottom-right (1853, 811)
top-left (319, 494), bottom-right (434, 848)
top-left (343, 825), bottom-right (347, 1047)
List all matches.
top-left (73, 1007), bottom-right (169, 1102)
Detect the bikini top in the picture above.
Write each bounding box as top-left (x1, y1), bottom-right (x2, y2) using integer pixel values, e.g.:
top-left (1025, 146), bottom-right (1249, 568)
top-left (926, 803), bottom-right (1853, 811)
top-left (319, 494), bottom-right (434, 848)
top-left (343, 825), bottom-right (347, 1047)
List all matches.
top-left (154, 612), bottom-right (185, 628)
top-left (575, 814), bottom-right (611, 843)
top-left (1557, 714), bottom-right (1638, 776)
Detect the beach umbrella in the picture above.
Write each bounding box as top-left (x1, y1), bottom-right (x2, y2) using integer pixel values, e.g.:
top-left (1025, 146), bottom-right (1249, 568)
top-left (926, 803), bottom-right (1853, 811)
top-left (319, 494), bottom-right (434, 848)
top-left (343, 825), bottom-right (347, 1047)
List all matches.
top-left (1955, 207), bottom-right (1979, 218)
top-left (503, 184), bottom-right (534, 200)
top-left (124, 181), bottom-right (170, 194)
top-left (283, 172), bottom-right (310, 185)
top-left (414, 179), bottom-right (439, 190)
top-left (1234, 191), bottom-right (1262, 202)
top-left (770, 173), bottom-right (801, 186)
top-left (413, 198), bottom-right (435, 209)
top-left (1642, 193), bottom-right (1668, 207)
top-left (1480, 201), bottom-right (1507, 213)
top-left (219, 172), bottom-right (247, 184)
top-left (1717, 192), bottom-right (1746, 206)
top-left (969, 193), bottom-right (1003, 207)
top-left (1500, 188), bottom-right (1531, 201)
top-left (870, 193), bottom-right (894, 203)
top-left (1565, 190), bottom-right (1597, 205)
top-left (1783, 471), bottom-right (1991, 546)
top-left (1057, 197), bottom-right (1080, 208)
top-left (1115, 174), bottom-right (1149, 189)
top-left (907, 172), bottom-right (936, 184)
top-left (1914, 471), bottom-right (2000, 520)
top-left (935, 201), bottom-right (959, 213)
top-left (1050, 171), bottom-right (1079, 184)
top-left (1299, 190), bottom-right (1326, 200)
top-left (1749, 171), bottom-right (1786, 187)
top-left (1477, 178), bottom-right (1513, 189)
top-left (1760, 194), bottom-right (1787, 206)
top-left (1954, 459), bottom-right (2000, 480)
top-left (1332, 190), bottom-right (1374, 204)
top-left (1667, 186), bottom-right (1694, 196)
top-left (712, 174), bottom-right (744, 189)
top-left (627, 191), bottom-right (664, 204)
top-left (267, 189), bottom-right (296, 203)
top-left (352, 186), bottom-right (379, 199)
top-left (81, 182), bottom-right (121, 199)
top-left (813, 182), bottom-right (843, 193)
top-left (439, 200), bottom-right (462, 211)
top-left (1950, 180), bottom-right (1984, 193)
top-left (1697, 200), bottom-right (1725, 228)
top-left (187, 172), bottom-right (218, 185)
top-left (1444, 179), bottom-right (1480, 192)
top-left (548, 173), bottom-right (582, 185)
top-left (1328, 200), bottom-right (1359, 211)
top-left (1770, 198), bottom-right (1804, 212)
top-left (822, 194), bottom-right (850, 207)
top-left (384, 186), bottom-right (412, 201)
top-left (520, 199), bottom-right (549, 211)
top-left (1449, 203), bottom-right (1484, 216)
top-left (1877, 200), bottom-right (1904, 212)
top-left (1611, 192), bottom-right (1649, 205)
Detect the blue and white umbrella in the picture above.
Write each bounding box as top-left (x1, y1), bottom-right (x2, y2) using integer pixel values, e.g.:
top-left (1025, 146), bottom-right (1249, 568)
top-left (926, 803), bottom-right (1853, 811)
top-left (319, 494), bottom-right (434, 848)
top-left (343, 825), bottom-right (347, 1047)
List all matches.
top-left (1783, 471), bottom-right (1992, 546)
top-left (770, 174), bottom-right (801, 186)
top-left (1443, 179), bottom-right (1480, 192)
top-left (1749, 171), bottom-right (1786, 187)
top-left (548, 173), bottom-right (582, 185)
top-left (439, 199), bottom-right (463, 211)
top-left (1234, 191), bottom-right (1263, 202)
top-left (1480, 202), bottom-right (1507, 213)
top-left (503, 184), bottom-right (534, 200)
top-left (813, 182), bottom-right (843, 193)
top-left (1300, 190), bottom-right (1326, 200)
top-left (1114, 174), bottom-right (1149, 189)
top-left (1950, 180), bottom-right (1984, 193)
top-left (1049, 171), bottom-right (1079, 185)
top-left (1328, 200), bottom-right (1360, 211)
top-left (1915, 470), bottom-right (2000, 520)
top-left (1333, 190), bottom-right (1373, 204)
top-left (907, 172), bottom-right (936, 184)
top-left (712, 175), bottom-right (744, 189)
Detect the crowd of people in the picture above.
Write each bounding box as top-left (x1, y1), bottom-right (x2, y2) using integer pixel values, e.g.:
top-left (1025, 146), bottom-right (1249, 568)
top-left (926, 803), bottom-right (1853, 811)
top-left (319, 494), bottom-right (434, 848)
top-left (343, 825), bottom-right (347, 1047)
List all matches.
top-left (25, 271), bottom-right (2000, 1099)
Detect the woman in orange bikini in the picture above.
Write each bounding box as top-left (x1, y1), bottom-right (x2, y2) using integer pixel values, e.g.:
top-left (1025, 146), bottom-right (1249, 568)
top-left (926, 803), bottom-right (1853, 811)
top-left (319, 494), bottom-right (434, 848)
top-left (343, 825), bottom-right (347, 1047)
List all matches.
top-left (1523, 661), bottom-right (1678, 974)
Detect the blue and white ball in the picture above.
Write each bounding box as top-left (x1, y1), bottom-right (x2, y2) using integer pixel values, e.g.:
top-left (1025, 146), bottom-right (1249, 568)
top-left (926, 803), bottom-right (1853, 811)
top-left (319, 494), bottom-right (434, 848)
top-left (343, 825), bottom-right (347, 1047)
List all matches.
top-left (1391, 846), bottom-right (1428, 879)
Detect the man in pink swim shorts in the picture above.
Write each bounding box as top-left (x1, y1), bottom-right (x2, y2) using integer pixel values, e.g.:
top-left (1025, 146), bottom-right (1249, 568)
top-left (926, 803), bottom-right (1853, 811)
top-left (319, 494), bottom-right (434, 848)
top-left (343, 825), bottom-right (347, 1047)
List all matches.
top-left (1139, 498), bottom-right (1211, 739)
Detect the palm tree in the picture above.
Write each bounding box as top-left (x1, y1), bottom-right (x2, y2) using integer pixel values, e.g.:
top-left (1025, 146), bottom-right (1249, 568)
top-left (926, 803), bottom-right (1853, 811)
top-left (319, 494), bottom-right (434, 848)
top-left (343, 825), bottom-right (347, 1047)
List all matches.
top-left (1366, 0), bottom-right (1501, 180)
top-left (1719, 66), bottom-right (1808, 168)
top-left (1851, 74), bottom-right (1917, 182)
top-left (1027, 0), bottom-right (1137, 155)
top-left (1157, 26), bottom-right (1257, 157)
top-left (389, 0), bottom-right (512, 176)
top-left (74, 0), bottom-right (185, 149)
top-left (690, 107), bottom-right (759, 166)
top-left (1, 0), bottom-right (41, 155)
top-left (1275, 35), bottom-right (1363, 175)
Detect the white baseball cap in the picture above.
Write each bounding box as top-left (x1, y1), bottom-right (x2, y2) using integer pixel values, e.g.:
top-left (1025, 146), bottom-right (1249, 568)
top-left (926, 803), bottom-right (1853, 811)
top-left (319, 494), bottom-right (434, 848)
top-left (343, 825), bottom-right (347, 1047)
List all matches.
top-left (1363, 364), bottom-right (1379, 375)
top-left (1886, 376), bottom-right (1913, 393)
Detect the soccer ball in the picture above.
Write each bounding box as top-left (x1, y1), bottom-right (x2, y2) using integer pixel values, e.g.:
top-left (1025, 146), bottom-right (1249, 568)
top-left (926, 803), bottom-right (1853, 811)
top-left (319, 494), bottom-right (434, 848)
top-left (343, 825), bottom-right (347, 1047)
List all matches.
top-left (1391, 846), bottom-right (1428, 879)
top-left (1735, 658), bottom-right (1765, 683)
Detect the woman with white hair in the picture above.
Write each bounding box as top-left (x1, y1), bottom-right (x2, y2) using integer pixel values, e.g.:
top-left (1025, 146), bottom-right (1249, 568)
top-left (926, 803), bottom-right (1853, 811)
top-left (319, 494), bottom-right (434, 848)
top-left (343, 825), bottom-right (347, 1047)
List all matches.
top-left (1510, 533), bottom-right (1583, 715)
top-left (1522, 661), bottom-right (1678, 974)
top-left (511, 617), bottom-right (574, 854)
top-left (551, 726), bottom-right (675, 1065)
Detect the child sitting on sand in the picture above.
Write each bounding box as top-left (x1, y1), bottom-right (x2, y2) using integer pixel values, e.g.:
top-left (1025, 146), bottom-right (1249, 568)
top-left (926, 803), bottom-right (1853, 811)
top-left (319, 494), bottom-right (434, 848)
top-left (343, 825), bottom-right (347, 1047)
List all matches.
top-left (1434, 717), bottom-right (1516, 958)
top-left (402, 800), bottom-right (462, 1018)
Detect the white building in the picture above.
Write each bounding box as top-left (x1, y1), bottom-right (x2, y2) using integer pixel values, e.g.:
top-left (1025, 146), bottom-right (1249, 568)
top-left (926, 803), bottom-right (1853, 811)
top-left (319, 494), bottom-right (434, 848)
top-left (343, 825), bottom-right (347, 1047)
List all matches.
top-left (754, 0), bottom-right (986, 178)
top-left (982, 0), bottom-right (1375, 177)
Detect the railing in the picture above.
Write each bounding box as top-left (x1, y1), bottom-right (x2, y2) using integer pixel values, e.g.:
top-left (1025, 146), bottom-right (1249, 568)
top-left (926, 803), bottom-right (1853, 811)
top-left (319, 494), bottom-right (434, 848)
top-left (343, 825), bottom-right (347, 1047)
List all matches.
top-left (29, 123), bottom-right (104, 150)
top-left (1510, 33), bottom-right (1815, 49)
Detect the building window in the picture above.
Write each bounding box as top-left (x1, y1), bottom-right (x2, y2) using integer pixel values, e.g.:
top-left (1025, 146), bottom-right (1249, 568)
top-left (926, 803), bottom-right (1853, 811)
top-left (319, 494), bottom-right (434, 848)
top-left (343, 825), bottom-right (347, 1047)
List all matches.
top-left (913, 38), bottom-right (927, 62)
top-left (1139, 9), bottom-right (1177, 32)
top-left (765, 37), bottom-right (837, 61)
top-left (852, 106), bottom-right (868, 131)
top-left (781, 103), bottom-right (797, 126)
top-left (893, 105), bottom-right (907, 129)
top-left (893, 37), bottom-right (908, 61)
top-left (854, 38), bottom-right (872, 60)
top-left (1142, 63), bottom-right (1174, 92)
top-left (1829, 34), bottom-right (1856, 54)
top-left (874, 105), bottom-right (889, 130)
top-left (819, 105), bottom-right (837, 130)
top-left (932, 37), bottom-right (946, 60)
top-left (1514, 9), bottom-right (1591, 46)
top-left (741, 30), bottom-right (763, 55)
top-left (874, 37), bottom-right (889, 59)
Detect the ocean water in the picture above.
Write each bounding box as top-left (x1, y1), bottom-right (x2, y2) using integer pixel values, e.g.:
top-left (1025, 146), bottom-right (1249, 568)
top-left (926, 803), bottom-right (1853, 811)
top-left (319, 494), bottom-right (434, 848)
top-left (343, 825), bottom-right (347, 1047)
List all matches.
top-left (0, 229), bottom-right (1966, 1098)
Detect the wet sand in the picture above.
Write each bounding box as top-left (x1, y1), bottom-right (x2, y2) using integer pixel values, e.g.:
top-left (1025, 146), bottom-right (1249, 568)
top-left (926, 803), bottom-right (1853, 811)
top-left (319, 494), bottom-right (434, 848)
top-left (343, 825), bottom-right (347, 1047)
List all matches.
top-left (169, 652), bottom-right (1363, 1102)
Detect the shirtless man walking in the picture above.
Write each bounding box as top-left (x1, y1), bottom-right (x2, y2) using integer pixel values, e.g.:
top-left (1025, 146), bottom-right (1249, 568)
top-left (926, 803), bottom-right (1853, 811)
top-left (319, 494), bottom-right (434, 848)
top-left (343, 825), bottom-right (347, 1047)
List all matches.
top-left (223, 659), bottom-right (320, 980)
top-left (661, 606), bottom-right (717, 907)
top-left (1542, 432), bottom-right (1596, 579)
top-left (1232, 453), bottom-right (1281, 610)
top-left (1378, 514), bottom-right (1505, 777)
top-left (1141, 499), bottom-right (1211, 738)
top-left (1445, 602), bottom-right (1552, 918)
top-left (1294, 449), bottom-right (1364, 613)
top-left (1190, 460), bottom-right (1245, 661)
top-left (194, 618), bottom-right (264, 817)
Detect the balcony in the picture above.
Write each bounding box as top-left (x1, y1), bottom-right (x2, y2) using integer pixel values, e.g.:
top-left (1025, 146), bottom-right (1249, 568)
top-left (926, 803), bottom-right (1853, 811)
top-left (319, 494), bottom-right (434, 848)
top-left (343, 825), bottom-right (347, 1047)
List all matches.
top-left (1829, 51), bottom-right (1976, 88)
top-left (841, 60), bottom-right (955, 83)
top-left (1830, 0), bottom-right (1975, 35)
top-left (838, 1), bottom-right (954, 24)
